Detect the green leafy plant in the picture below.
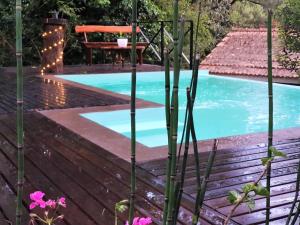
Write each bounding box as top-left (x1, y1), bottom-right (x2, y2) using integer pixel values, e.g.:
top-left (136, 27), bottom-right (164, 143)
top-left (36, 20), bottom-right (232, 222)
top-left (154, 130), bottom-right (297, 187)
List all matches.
top-left (119, 32), bottom-right (126, 38)
top-left (230, 0), bottom-right (266, 27)
top-left (224, 147), bottom-right (287, 225)
top-left (276, 0), bottom-right (300, 75)
top-left (115, 200), bottom-right (129, 225)
top-left (28, 191), bottom-right (66, 225)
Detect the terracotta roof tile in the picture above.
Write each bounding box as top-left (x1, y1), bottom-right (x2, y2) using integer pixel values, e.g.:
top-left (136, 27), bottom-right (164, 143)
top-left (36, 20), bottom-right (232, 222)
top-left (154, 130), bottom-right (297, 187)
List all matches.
top-left (200, 28), bottom-right (298, 79)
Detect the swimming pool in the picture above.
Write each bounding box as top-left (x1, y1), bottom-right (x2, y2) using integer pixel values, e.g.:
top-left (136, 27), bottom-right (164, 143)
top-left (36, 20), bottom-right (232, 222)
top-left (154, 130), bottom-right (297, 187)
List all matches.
top-left (56, 71), bottom-right (300, 147)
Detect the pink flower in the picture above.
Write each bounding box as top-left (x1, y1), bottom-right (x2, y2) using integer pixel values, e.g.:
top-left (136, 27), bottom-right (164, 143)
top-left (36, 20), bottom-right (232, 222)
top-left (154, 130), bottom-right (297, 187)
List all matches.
top-left (30, 191), bottom-right (45, 202)
top-left (125, 217), bottom-right (152, 225)
top-left (58, 197), bottom-right (66, 208)
top-left (29, 202), bottom-right (38, 210)
top-left (138, 217), bottom-right (152, 225)
top-left (46, 199), bottom-right (56, 209)
top-left (29, 191), bottom-right (46, 209)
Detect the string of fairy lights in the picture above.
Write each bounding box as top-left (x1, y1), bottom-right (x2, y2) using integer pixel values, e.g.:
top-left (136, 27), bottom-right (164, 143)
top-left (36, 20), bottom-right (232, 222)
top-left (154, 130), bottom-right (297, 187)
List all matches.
top-left (41, 26), bottom-right (64, 76)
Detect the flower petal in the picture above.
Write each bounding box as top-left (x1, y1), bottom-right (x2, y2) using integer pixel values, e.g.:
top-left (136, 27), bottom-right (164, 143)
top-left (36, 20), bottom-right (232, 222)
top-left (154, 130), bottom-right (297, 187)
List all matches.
top-left (39, 201), bottom-right (46, 209)
top-left (29, 202), bottom-right (37, 210)
top-left (139, 217), bottom-right (152, 225)
top-left (58, 197), bottom-right (66, 207)
top-left (30, 191), bottom-right (45, 202)
top-left (46, 199), bottom-right (56, 208)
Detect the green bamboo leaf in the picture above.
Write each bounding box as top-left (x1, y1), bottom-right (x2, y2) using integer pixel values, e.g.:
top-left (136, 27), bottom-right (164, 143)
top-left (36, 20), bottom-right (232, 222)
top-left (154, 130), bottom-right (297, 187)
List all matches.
top-left (270, 147), bottom-right (287, 158)
top-left (116, 200), bottom-right (129, 213)
top-left (254, 184), bottom-right (270, 197)
top-left (228, 191), bottom-right (241, 204)
top-left (242, 183), bottom-right (256, 193)
top-left (261, 157), bottom-right (272, 166)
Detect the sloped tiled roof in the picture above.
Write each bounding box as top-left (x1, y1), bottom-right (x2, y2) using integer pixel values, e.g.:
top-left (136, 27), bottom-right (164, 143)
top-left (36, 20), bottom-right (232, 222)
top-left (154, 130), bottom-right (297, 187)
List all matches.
top-left (200, 28), bottom-right (299, 79)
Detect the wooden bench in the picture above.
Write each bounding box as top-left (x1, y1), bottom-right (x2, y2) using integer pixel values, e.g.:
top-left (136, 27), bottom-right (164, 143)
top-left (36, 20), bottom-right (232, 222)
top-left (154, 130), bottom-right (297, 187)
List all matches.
top-left (75, 25), bottom-right (146, 66)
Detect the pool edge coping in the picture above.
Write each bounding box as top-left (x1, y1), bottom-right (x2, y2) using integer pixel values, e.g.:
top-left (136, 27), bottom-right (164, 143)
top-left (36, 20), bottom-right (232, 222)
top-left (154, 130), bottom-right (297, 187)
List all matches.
top-left (40, 73), bottom-right (300, 163)
top-left (39, 105), bottom-right (300, 163)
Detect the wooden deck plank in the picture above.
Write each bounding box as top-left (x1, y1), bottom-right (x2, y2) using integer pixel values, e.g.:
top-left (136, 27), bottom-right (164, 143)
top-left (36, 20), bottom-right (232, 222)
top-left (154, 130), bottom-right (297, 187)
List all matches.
top-left (184, 158), bottom-right (299, 194)
top-left (22, 123), bottom-right (162, 223)
top-left (139, 139), bottom-right (300, 224)
top-left (218, 192), bottom-right (297, 216)
top-left (0, 208), bottom-right (10, 225)
top-left (0, 174), bottom-right (25, 224)
top-left (144, 142), bottom-right (300, 177)
top-left (30, 112), bottom-right (226, 225)
top-left (0, 131), bottom-right (97, 225)
top-left (19, 113), bottom-right (194, 225)
top-left (0, 73), bottom-right (128, 115)
top-left (0, 113), bottom-right (213, 224)
top-left (0, 151), bottom-right (69, 225)
top-left (259, 217), bottom-right (300, 225)
top-left (0, 120), bottom-right (119, 225)
top-left (232, 203), bottom-right (295, 224)
top-left (205, 181), bottom-right (297, 209)
top-left (201, 173), bottom-right (298, 201)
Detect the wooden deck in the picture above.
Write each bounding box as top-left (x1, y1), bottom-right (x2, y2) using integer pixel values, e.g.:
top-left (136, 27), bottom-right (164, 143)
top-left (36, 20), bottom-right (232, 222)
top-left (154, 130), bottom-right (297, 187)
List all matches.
top-left (0, 69), bottom-right (128, 114)
top-left (0, 112), bottom-right (220, 225)
top-left (140, 140), bottom-right (300, 224)
top-left (0, 65), bottom-right (299, 225)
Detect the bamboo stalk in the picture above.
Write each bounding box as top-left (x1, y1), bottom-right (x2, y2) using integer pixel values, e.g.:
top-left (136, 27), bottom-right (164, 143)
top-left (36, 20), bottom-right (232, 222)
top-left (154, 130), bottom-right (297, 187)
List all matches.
top-left (166, 0), bottom-right (180, 223)
top-left (286, 158), bottom-right (300, 225)
top-left (190, 55), bottom-right (201, 191)
top-left (177, 0), bottom-right (202, 165)
top-left (165, 50), bottom-right (171, 141)
top-left (128, 0), bottom-right (137, 223)
top-left (173, 54), bottom-right (201, 221)
top-left (290, 204), bottom-right (300, 225)
top-left (266, 9), bottom-right (273, 225)
top-left (176, 19), bottom-right (188, 167)
top-left (172, 88), bottom-right (193, 222)
top-left (163, 49), bottom-right (171, 225)
top-left (176, 19), bottom-right (188, 169)
top-left (15, 0), bottom-right (24, 224)
top-left (193, 140), bottom-right (218, 225)
top-left (178, 19), bottom-right (185, 67)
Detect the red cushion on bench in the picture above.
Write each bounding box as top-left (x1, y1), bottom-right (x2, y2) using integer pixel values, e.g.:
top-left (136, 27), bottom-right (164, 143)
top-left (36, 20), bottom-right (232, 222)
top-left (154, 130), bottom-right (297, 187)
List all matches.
top-left (75, 25), bottom-right (141, 34)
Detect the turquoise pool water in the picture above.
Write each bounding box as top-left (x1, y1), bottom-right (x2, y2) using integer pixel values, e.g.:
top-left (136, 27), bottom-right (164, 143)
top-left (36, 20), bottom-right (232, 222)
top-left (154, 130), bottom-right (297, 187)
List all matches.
top-left (56, 71), bottom-right (300, 147)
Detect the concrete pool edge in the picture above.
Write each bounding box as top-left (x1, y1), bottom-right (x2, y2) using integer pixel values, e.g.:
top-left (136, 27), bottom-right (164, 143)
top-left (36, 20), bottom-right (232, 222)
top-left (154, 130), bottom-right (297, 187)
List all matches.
top-left (40, 73), bottom-right (300, 162)
top-left (39, 105), bottom-right (300, 163)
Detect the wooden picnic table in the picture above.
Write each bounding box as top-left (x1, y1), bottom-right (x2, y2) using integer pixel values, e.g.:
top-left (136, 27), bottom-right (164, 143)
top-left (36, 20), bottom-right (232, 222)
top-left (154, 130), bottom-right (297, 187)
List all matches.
top-left (83, 42), bottom-right (147, 66)
top-left (75, 25), bottom-right (146, 66)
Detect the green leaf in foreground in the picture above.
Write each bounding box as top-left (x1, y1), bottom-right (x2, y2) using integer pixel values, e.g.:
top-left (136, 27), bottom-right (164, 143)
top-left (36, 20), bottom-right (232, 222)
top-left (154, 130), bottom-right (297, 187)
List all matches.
top-left (261, 157), bottom-right (272, 166)
top-left (115, 200), bottom-right (129, 213)
top-left (270, 147), bottom-right (287, 158)
top-left (228, 191), bottom-right (241, 204)
top-left (242, 183), bottom-right (256, 193)
top-left (254, 184), bottom-right (270, 197)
